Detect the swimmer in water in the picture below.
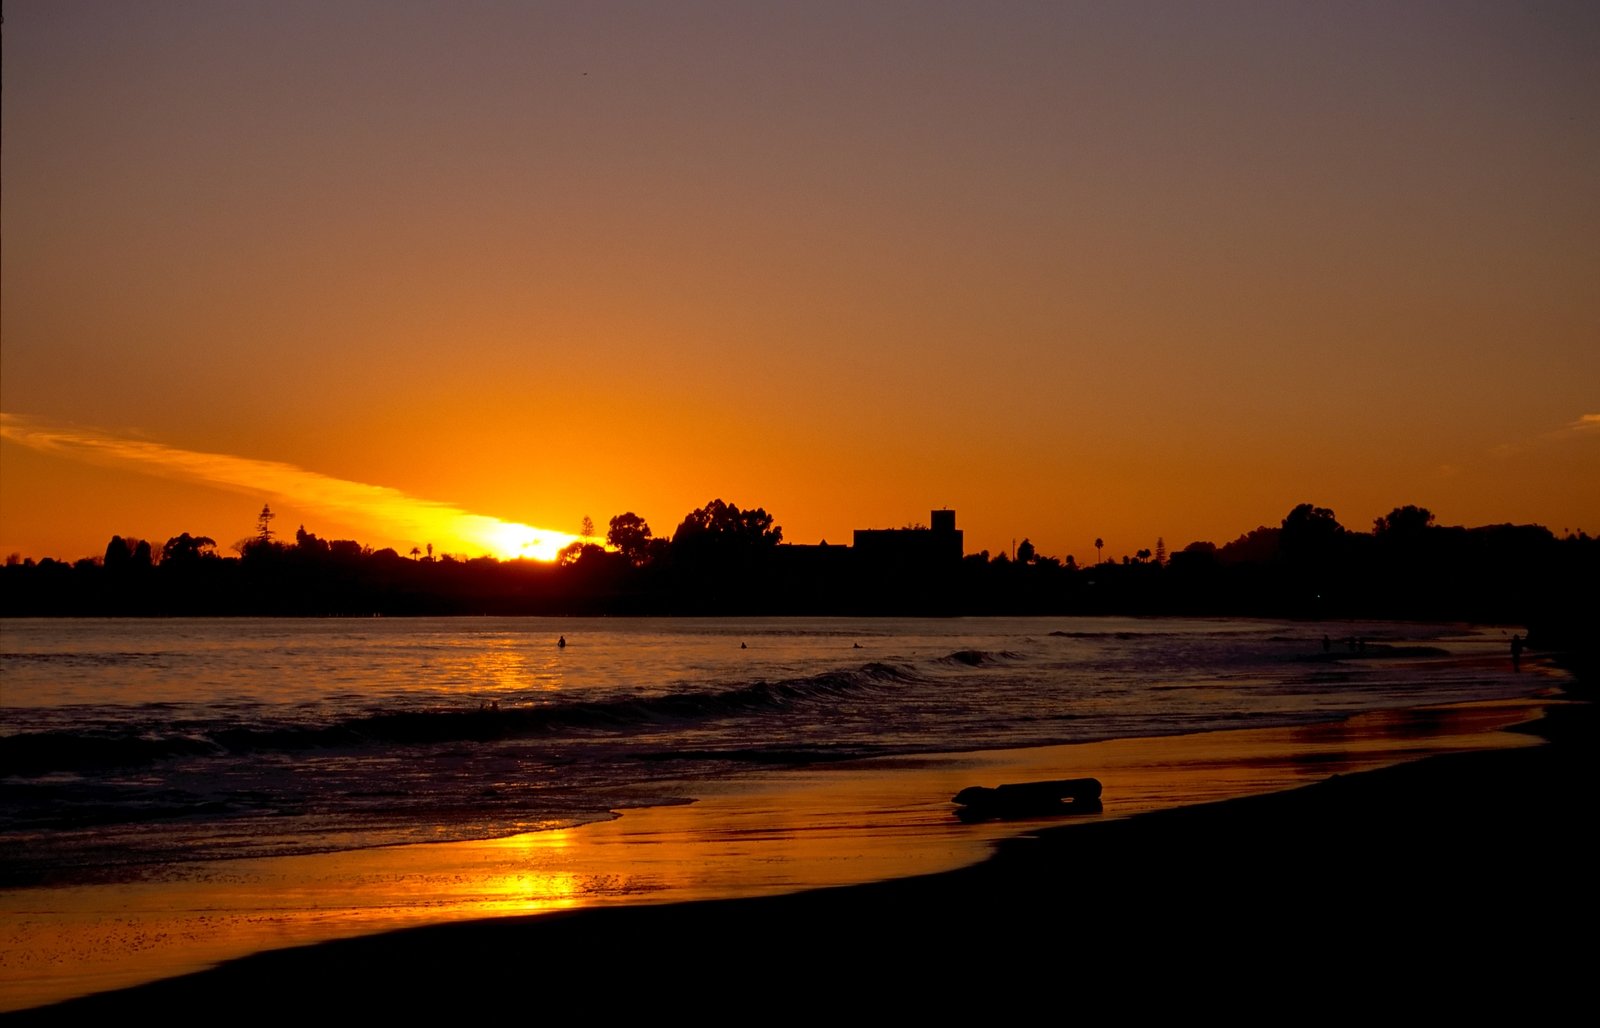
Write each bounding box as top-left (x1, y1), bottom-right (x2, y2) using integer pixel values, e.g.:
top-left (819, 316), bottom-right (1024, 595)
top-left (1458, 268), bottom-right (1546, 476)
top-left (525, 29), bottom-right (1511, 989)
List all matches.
top-left (557, 635), bottom-right (566, 648)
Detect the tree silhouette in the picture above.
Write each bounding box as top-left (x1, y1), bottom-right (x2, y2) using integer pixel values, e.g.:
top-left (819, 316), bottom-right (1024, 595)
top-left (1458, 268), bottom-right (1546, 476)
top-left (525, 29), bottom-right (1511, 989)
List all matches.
top-left (161, 533), bottom-right (216, 564)
top-left (580, 515), bottom-right (595, 540)
top-left (671, 499), bottom-right (783, 578)
top-left (1373, 505), bottom-right (1435, 540)
top-left (104, 535), bottom-right (133, 570)
top-left (672, 499), bottom-right (782, 548)
top-left (1281, 504), bottom-right (1342, 556)
top-left (1278, 503), bottom-right (1346, 607)
top-left (256, 505), bottom-right (276, 542)
top-left (1094, 538), bottom-right (1104, 564)
top-left (607, 512), bottom-right (654, 565)
top-left (557, 541), bottom-right (605, 567)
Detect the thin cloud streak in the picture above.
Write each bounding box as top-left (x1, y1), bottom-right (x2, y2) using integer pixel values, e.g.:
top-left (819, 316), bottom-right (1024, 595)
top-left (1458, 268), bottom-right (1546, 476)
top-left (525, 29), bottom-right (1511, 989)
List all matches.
top-left (1487, 413), bottom-right (1600, 459)
top-left (0, 413), bottom-right (576, 559)
top-left (1529, 412), bottom-right (1600, 446)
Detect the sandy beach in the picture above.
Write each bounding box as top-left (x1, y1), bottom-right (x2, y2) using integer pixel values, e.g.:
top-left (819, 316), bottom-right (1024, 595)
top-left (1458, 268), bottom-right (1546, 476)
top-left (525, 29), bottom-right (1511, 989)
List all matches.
top-left (5, 669), bottom-right (1590, 1018)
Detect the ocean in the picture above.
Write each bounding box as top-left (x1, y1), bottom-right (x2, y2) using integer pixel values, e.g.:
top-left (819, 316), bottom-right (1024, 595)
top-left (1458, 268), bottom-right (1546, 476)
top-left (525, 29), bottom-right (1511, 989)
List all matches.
top-left (0, 615), bottom-right (1543, 891)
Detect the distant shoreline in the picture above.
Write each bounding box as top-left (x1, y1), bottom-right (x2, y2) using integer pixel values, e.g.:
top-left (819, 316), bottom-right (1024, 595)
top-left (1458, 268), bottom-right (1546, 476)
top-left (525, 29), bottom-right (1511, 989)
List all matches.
top-left (6, 507), bottom-right (1594, 623)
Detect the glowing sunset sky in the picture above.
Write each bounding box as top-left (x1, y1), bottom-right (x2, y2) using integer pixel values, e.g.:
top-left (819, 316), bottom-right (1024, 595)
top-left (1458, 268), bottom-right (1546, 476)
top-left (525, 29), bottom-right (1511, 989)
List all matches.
top-left (3, 1), bottom-right (1596, 563)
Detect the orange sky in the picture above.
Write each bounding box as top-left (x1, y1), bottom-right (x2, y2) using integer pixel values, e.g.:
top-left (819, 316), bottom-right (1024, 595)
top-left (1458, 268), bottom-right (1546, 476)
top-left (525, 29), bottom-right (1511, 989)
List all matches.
top-left (3, 2), bottom-right (1597, 563)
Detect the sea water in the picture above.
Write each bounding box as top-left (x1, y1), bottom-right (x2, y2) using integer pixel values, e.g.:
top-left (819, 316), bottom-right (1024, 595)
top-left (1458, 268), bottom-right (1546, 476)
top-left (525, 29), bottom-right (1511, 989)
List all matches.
top-left (0, 616), bottom-right (1543, 888)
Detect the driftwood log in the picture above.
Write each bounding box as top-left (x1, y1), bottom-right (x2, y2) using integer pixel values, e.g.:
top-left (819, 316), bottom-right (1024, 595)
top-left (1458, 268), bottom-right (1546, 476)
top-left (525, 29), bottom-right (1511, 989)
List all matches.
top-left (952, 777), bottom-right (1103, 821)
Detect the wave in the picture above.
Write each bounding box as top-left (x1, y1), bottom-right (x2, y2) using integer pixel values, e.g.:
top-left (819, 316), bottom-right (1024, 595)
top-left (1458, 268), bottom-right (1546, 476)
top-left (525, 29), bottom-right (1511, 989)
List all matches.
top-left (1289, 645), bottom-right (1452, 663)
top-left (0, 660), bottom-right (923, 776)
top-left (1046, 630), bottom-right (1147, 640)
top-left (636, 744), bottom-right (870, 765)
top-left (937, 649), bottom-right (1022, 666)
top-left (1, 651), bottom-right (175, 664)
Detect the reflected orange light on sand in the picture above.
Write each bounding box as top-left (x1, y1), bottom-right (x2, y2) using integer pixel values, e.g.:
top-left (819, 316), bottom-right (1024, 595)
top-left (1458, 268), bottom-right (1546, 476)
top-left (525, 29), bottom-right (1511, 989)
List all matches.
top-left (0, 413), bottom-right (578, 560)
top-left (479, 830), bottom-right (595, 914)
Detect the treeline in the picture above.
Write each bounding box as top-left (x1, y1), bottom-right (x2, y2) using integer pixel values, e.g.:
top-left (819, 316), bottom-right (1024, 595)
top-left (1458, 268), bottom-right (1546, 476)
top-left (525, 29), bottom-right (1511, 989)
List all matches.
top-left (2, 500), bottom-right (1594, 632)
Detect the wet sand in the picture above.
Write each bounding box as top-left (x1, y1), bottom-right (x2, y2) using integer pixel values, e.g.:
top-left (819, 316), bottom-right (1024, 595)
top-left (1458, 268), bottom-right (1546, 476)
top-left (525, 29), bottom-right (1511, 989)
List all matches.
top-left (5, 683), bottom-right (1590, 1016)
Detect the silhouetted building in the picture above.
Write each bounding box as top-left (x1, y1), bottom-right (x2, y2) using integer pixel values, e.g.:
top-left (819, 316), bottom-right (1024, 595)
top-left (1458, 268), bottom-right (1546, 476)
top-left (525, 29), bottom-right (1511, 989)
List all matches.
top-left (854, 509), bottom-right (964, 566)
top-left (845, 509), bottom-right (964, 613)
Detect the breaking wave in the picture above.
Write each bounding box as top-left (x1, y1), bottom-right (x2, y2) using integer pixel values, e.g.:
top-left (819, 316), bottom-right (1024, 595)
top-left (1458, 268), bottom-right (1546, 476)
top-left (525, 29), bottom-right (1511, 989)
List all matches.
top-left (0, 660), bottom-right (924, 776)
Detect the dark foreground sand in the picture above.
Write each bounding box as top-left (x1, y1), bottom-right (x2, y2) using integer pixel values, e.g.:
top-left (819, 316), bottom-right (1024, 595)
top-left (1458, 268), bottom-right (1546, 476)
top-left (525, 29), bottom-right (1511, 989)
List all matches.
top-left (11, 677), bottom-right (1593, 1019)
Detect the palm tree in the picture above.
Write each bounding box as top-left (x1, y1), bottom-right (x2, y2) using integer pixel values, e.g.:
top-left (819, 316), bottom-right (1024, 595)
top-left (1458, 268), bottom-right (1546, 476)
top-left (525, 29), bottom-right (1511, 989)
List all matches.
top-left (1094, 538), bottom-right (1104, 564)
top-left (409, 546), bottom-right (422, 560)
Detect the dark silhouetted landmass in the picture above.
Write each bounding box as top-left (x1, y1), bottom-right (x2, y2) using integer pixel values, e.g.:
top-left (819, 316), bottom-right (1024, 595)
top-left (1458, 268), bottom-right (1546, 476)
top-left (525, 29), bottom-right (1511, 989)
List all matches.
top-left (3, 502), bottom-right (1595, 630)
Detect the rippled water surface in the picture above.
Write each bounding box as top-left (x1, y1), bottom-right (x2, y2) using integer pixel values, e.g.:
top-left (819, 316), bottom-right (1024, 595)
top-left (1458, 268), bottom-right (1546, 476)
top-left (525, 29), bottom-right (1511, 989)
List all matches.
top-left (0, 616), bottom-right (1540, 885)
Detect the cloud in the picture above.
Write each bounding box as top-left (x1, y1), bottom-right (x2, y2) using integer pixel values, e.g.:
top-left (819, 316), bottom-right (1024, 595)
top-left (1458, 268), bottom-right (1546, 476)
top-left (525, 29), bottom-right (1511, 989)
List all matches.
top-left (1530, 412), bottom-right (1600, 445)
top-left (1487, 413), bottom-right (1600, 458)
top-left (0, 413), bottom-right (578, 559)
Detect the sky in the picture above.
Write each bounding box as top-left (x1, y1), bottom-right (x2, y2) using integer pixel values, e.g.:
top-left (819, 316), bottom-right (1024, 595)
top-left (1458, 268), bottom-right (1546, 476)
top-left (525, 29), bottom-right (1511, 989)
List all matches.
top-left (3, 1), bottom-right (1597, 564)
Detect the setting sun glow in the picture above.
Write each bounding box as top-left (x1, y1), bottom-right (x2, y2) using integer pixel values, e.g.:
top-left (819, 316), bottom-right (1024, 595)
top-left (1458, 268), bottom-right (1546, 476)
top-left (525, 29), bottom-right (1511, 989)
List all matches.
top-left (468, 519), bottom-right (579, 562)
top-left (0, 414), bottom-right (580, 561)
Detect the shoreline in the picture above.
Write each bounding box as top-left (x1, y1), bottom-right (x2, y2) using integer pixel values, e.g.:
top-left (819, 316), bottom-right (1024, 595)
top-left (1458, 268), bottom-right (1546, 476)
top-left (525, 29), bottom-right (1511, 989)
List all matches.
top-left (3, 676), bottom-right (1584, 1016)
